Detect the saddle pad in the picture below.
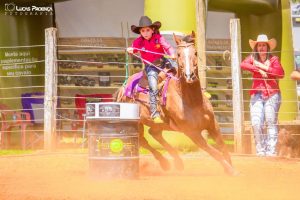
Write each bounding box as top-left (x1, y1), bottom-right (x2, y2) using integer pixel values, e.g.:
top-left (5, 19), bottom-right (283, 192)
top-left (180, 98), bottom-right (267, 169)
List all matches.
top-left (124, 71), bottom-right (144, 98)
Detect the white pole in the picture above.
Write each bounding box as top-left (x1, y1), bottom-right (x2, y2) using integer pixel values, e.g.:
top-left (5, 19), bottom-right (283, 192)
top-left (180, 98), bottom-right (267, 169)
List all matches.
top-left (230, 19), bottom-right (244, 153)
top-left (44, 27), bottom-right (58, 151)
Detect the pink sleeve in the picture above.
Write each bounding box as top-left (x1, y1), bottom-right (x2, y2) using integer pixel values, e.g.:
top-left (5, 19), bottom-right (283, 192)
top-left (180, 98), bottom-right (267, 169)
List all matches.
top-left (131, 37), bottom-right (142, 53)
top-left (240, 55), bottom-right (259, 73)
top-left (267, 56), bottom-right (284, 79)
top-left (159, 35), bottom-right (175, 56)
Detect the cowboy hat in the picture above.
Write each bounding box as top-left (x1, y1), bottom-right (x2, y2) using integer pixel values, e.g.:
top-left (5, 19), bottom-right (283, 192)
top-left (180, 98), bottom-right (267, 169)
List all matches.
top-left (131, 16), bottom-right (161, 34)
top-left (249, 34), bottom-right (277, 51)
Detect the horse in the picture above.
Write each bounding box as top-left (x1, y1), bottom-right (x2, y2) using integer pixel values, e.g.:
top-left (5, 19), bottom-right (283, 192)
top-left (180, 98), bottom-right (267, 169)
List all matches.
top-left (115, 31), bottom-right (237, 175)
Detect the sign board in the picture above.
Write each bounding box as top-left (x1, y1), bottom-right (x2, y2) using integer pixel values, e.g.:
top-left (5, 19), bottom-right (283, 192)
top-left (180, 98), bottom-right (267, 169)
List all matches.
top-left (206, 39), bottom-right (231, 51)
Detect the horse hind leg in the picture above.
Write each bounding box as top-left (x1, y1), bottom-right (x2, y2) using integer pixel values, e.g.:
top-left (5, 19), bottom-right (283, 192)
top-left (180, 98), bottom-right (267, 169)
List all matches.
top-left (149, 128), bottom-right (184, 171)
top-left (138, 124), bottom-right (171, 171)
top-left (186, 131), bottom-right (238, 176)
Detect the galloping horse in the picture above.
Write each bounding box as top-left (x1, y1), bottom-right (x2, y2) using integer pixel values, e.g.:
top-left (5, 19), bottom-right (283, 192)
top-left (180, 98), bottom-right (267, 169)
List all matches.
top-left (116, 32), bottom-right (237, 175)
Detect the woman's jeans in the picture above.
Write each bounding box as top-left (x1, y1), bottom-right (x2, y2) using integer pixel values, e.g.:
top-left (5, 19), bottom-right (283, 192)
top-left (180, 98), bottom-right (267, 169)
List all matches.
top-left (250, 92), bottom-right (281, 156)
top-left (145, 57), bottom-right (177, 118)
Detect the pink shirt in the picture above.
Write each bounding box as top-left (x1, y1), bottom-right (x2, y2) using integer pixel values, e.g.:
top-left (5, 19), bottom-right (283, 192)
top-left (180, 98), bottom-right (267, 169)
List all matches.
top-left (132, 33), bottom-right (175, 64)
top-left (240, 55), bottom-right (285, 99)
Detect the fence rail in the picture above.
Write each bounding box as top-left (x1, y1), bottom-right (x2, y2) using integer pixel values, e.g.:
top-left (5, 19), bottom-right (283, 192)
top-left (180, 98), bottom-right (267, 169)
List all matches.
top-left (1, 23), bottom-right (300, 154)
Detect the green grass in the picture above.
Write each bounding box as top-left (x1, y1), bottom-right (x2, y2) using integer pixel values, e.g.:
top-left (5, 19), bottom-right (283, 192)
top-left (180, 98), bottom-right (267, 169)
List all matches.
top-left (0, 149), bottom-right (34, 156)
top-left (143, 127), bottom-right (234, 152)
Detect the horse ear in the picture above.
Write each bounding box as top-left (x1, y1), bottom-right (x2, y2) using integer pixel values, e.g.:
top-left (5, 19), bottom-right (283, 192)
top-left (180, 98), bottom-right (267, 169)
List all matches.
top-left (173, 33), bottom-right (182, 45)
top-left (191, 31), bottom-right (196, 39)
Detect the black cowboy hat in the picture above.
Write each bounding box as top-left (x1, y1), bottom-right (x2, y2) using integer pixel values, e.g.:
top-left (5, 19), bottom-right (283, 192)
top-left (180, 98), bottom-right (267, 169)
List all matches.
top-left (131, 16), bottom-right (161, 34)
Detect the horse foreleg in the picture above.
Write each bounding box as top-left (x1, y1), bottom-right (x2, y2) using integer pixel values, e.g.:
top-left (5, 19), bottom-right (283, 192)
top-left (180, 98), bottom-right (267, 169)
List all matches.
top-left (149, 128), bottom-right (184, 171)
top-left (207, 121), bottom-right (232, 165)
top-left (138, 124), bottom-right (170, 171)
top-left (139, 137), bottom-right (171, 171)
top-left (186, 132), bottom-right (238, 176)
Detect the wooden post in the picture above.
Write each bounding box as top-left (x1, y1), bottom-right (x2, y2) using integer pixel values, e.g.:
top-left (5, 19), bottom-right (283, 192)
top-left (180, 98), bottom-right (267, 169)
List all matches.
top-left (44, 28), bottom-right (58, 151)
top-left (195, 0), bottom-right (207, 90)
top-left (230, 19), bottom-right (244, 153)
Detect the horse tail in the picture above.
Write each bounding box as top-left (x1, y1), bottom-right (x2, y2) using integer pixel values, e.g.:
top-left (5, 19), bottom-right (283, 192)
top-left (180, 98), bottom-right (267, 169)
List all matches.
top-left (113, 86), bottom-right (125, 102)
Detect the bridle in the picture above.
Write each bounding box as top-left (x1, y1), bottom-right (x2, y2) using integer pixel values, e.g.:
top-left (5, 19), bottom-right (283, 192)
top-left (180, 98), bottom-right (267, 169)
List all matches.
top-left (176, 42), bottom-right (198, 81)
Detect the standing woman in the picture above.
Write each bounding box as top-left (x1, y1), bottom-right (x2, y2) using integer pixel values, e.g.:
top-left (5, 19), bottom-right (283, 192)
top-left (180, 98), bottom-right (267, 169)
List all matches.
top-left (241, 34), bottom-right (285, 156)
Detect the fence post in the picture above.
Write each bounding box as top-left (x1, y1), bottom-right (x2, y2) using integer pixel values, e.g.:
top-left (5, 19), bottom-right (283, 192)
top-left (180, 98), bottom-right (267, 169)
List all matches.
top-left (44, 27), bottom-right (58, 151)
top-left (195, 0), bottom-right (207, 90)
top-left (230, 19), bottom-right (244, 153)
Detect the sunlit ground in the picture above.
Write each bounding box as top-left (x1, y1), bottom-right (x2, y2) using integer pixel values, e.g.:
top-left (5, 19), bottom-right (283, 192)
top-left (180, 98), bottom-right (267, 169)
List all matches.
top-left (0, 151), bottom-right (299, 200)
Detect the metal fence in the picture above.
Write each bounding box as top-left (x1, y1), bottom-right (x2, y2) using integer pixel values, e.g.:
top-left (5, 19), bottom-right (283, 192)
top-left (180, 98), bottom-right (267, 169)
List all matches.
top-left (1, 20), bottom-right (300, 153)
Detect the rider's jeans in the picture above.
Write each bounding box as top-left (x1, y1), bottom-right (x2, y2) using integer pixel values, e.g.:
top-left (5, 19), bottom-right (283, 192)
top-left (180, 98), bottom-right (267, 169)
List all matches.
top-left (250, 92), bottom-right (281, 156)
top-left (145, 65), bottom-right (160, 118)
top-left (145, 57), bottom-right (177, 118)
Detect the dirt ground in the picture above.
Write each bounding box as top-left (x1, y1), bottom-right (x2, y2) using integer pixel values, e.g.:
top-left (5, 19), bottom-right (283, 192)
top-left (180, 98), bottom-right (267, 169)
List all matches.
top-left (0, 152), bottom-right (300, 200)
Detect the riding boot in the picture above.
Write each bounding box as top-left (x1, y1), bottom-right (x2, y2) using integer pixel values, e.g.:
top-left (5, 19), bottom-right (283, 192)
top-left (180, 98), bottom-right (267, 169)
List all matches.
top-left (146, 65), bottom-right (163, 123)
top-left (149, 89), bottom-right (159, 118)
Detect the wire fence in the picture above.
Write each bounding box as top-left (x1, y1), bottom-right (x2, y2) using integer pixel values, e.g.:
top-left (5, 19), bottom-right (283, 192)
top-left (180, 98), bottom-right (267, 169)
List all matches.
top-left (1, 37), bottom-right (300, 152)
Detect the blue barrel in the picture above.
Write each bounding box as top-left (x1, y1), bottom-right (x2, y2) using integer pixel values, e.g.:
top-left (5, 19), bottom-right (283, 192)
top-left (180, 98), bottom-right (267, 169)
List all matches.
top-left (86, 103), bottom-right (140, 179)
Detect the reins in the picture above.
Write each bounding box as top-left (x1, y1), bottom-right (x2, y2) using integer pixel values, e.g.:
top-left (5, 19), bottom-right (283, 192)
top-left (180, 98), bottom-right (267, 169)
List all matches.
top-left (176, 43), bottom-right (194, 48)
top-left (131, 52), bottom-right (179, 81)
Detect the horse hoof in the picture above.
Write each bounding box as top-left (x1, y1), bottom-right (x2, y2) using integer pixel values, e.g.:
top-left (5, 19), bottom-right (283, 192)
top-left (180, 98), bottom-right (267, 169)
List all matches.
top-left (174, 158), bottom-right (184, 171)
top-left (159, 158), bottom-right (171, 171)
top-left (225, 168), bottom-right (240, 176)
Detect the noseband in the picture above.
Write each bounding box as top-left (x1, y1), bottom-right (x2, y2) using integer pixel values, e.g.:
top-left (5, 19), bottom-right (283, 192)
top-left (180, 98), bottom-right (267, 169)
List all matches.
top-left (177, 43), bottom-right (194, 48)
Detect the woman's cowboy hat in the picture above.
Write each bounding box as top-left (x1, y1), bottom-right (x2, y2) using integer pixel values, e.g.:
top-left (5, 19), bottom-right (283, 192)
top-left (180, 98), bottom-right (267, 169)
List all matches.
top-left (249, 34), bottom-right (277, 51)
top-left (131, 16), bottom-right (161, 34)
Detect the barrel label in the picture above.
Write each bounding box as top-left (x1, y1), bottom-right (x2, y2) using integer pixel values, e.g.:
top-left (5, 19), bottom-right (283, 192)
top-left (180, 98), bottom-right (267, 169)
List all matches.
top-left (86, 104), bottom-right (96, 117)
top-left (110, 139), bottom-right (124, 153)
top-left (94, 136), bottom-right (138, 157)
top-left (99, 104), bottom-right (120, 117)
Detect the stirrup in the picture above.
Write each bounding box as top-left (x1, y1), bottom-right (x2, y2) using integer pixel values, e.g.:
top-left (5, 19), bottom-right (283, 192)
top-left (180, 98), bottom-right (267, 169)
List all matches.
top-left (153, 116), bottom-right (164, 124)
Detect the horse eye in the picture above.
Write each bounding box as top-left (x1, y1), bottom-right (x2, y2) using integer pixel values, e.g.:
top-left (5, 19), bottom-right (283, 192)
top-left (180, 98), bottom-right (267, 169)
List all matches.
top-left (195, 52), bottom-right (197, 56)
top-left (177, 53), bottom-right (180, 57)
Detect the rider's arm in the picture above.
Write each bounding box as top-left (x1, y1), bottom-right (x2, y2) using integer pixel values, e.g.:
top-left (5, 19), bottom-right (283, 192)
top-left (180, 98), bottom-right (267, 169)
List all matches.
top-left (159, 36), bottom-right (175, 59)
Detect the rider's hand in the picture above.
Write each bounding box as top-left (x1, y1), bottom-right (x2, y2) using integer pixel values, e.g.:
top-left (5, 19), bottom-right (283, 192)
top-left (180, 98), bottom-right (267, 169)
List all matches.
top-left (127, 47), bottom-right (134, 54)
top-left (165, 54), bottom-right (176, 60)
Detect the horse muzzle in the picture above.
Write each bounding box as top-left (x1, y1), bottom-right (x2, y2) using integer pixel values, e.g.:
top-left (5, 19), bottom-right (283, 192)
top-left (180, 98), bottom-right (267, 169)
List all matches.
top-left (184, 72), bottom-right (197, 83)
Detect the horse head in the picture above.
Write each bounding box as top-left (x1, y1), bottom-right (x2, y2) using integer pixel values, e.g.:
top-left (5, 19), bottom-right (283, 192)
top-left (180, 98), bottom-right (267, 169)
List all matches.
top-left (173, 31), bottom-right (198, 84)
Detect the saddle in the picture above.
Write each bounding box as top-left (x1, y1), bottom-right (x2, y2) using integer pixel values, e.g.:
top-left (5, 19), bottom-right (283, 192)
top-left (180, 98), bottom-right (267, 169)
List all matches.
top-left (124, 68), bottom-right (174, 105)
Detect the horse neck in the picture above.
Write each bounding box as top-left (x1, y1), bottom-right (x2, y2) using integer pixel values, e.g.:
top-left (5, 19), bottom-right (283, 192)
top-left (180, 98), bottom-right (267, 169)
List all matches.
top-left (176, 77), bottom-right (203, 106)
